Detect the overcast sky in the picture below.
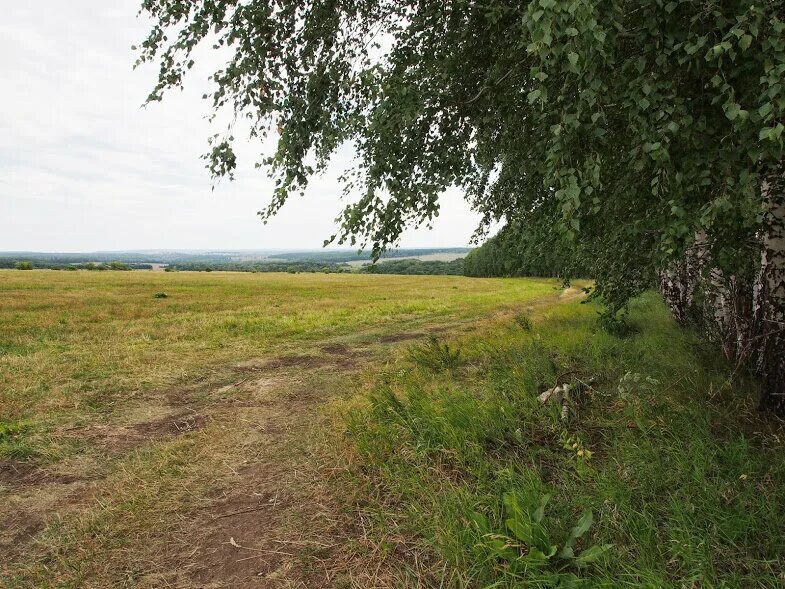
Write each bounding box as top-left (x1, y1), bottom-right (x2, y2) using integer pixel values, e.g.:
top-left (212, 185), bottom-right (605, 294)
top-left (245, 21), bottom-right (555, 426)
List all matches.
top-left (0, 2), bottom-right (483, 253)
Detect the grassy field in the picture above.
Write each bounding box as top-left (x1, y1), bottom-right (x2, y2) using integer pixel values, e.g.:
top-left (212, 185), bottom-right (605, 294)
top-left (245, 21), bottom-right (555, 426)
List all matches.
top-left (0, 270), bottom-right (557, 458)
top-left (0, 269), bottom-right (563, 587)
top-left (1, 270), bottom-right (783, 588)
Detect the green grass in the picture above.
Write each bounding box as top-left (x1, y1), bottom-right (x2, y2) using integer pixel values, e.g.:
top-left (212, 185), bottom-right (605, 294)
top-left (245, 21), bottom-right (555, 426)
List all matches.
top-left (346, 293), bottom-right (785, 588)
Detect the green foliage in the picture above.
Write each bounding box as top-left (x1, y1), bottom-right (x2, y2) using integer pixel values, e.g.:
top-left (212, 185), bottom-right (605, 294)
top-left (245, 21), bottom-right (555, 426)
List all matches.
top-left (268, 248), bottom-right (470, 264)
top-left (470, 494), bottom-right (612, 586)
top-left (515, 313), bottom-right (533, 331)
top-left (347, 294), bottom-right (785, 587)
top-left (464, 220), bottom-right (587, 279)
top-left (169, 260), bottom-right (351, 273)
top-left (0, 420), bottom-right (34, 459)
top-left (360, 258), bottom-right (465, 276)
top-left (137, 0), bottom-right (785, 313)
top-left (14, 261), bottom-right (33, 270)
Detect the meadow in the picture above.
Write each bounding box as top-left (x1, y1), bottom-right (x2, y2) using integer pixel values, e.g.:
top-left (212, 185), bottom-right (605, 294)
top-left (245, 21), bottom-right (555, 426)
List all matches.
top-left (0, 270), bottom-right (559, 587)
top-left (1, 270), bottom-right (783, 588)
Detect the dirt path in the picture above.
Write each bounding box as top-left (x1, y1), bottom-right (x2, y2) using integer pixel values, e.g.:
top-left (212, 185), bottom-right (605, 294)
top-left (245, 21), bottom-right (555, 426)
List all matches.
top-left (1, 329), bottom-right (417, 587)
top-left (146, 365), bottom-right (364, 588)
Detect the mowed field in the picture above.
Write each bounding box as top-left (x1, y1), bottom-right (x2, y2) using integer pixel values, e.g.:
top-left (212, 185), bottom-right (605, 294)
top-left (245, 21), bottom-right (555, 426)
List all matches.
top-left (0, 270), bottom-right (570, 587)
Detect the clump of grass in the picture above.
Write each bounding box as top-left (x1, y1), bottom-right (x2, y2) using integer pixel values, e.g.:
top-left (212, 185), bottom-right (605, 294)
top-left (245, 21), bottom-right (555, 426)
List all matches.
top-left (515, 312), bottom-right (533, 331)
top-left (347, 293), bottom-right (785, 588)
top-left (153, 292), bottom-right (168, 299)
top-left (0, 419), bottom-right (35, 459)
top-left (408, 336), bottom-right (464, 372)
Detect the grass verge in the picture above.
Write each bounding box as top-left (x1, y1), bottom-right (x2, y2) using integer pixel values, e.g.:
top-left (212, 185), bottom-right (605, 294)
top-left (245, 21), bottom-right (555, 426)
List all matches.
top-left (344, 293), bottom-right (785, 588)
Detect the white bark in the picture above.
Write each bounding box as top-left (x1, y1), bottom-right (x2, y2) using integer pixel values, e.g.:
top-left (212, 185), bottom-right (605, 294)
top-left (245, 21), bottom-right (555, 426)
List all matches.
top-left (754, 166), bottom-right (785, 408)
top-left (659, 166), bottom-right (785, 410)
top-left (660, 230), bottom-right (708, 324)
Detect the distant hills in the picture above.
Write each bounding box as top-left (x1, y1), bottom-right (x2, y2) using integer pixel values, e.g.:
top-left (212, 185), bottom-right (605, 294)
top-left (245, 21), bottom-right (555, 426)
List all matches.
top-left (0, 248), bottom-right (472, 272)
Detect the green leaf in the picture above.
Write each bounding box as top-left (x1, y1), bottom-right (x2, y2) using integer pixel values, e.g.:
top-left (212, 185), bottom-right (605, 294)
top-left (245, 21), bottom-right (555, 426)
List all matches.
top-left (533, 494), bottom-right (551, 523)
top-left (724, 102), bottom-right (741, 121)
top-left (570, 510), bottom-right (594, 539)
top-left (559, 544), bottom-right (575, 559)
top-left (574, 544), bottom-right (613, 566)
top-left (739, 34), bottom-right (752, 51)
top-left (528, 89), bottom-right (542, 103)
top-left (567, 52), bottom-right (579, 68)
top-left (469, 511), bottom-right (489, 532)
top-left (760, 124), bottom-right (785, 141)
top-left (560, 509), bottom-right (594, 558)
top-left (554, 573), bottom-right (583, 589)
top-left (521, 547), bottom-right (551, 567)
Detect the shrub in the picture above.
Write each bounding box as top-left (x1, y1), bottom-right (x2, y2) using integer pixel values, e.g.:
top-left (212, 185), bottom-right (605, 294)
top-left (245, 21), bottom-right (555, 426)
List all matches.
top-left (14, 261), bottom-right (33, 270)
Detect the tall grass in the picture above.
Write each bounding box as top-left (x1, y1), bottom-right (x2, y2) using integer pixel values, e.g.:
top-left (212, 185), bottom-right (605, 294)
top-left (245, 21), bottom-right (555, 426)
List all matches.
top-left (347, 294), bottom-right (785, 588)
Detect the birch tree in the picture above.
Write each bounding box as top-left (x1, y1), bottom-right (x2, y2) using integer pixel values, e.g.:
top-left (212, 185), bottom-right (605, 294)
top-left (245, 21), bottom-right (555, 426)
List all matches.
top-left (137, 0), bottom-right (785, 408)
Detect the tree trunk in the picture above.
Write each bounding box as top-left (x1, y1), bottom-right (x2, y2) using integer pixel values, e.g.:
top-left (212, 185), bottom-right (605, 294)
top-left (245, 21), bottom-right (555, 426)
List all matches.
top-left (754, 165), bottom-right (785, 410)
top-left (660, 168), bottom-right (785, 411)
top-left (706, 268), bottom-right (752, 363)
top-left (660, 230), bottom-right (708, 325)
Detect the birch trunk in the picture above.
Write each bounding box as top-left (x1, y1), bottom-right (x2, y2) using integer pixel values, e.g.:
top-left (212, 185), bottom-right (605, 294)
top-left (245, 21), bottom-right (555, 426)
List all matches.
top-left (706, 269), bottom-right (752, 363)
top-left (660, 230), bottom-right (708, 325)
top-left (754, 165), bottom-right (785, 410)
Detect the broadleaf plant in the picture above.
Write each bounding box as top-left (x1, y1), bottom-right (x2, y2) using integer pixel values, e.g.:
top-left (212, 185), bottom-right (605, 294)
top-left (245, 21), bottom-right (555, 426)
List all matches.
top-left (472, 492), bottom-right (611, 586)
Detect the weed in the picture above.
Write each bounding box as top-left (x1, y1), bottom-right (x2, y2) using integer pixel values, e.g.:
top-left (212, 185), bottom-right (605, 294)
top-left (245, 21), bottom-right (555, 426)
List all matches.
top-left (471, 493), bottom-right (611, 586)
top-left (515, 313), bottom-right (533, 331)
top-left (347, 293), bottom-right (785, 588)
top-left (408, 336), bottom-right (464, 372)
top-left (597, 309), bottom-right (635, 337)
top-left (0, 420), bottom-right (34, 459)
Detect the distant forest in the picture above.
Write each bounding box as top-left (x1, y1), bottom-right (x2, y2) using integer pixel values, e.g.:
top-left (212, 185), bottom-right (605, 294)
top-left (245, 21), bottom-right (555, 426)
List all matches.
top-left (1, 238), bottom-right (579, 278)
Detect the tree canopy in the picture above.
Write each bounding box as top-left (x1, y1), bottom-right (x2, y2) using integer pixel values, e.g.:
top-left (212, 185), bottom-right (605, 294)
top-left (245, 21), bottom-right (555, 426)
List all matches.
top-left (137, 1), bottom-right (785, 313)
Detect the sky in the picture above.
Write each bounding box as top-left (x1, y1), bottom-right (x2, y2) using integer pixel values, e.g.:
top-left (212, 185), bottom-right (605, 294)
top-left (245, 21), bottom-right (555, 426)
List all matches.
top-left (0, 2), bottom-right (483, 253)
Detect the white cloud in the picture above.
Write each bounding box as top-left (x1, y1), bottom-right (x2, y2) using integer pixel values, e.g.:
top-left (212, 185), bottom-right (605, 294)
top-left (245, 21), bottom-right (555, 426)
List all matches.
top-left (0, 1), bottom-right (482, 252)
